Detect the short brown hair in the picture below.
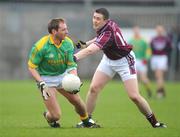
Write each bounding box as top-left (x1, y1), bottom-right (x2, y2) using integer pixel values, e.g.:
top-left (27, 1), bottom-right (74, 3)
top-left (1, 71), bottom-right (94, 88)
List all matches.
top-left (95, 8), bottom-right (109, 20)
top-left (48, 18), bottom-right (65, 34)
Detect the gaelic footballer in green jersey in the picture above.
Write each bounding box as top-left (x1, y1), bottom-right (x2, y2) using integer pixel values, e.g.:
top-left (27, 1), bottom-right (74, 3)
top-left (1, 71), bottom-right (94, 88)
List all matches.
top-left (28, 18), bottom-right (99, 128)
top-left (28, 35), bottom-right (77, 76)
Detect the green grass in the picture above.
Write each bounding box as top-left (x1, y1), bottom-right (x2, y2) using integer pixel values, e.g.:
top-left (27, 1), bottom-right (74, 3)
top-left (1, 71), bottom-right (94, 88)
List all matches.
top-left (0, 80), bottom-right (180, 137)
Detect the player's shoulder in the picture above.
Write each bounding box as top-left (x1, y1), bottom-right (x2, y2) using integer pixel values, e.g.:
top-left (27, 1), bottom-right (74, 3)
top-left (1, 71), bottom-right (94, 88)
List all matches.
top-left (107, 20), bottom-right (120, 29)
top-left (34, 35), bottom-right (49, 51)
top-left (64, 36), bottom-right (74, 49)
top-left (65, 36), bottom-right (74, 45)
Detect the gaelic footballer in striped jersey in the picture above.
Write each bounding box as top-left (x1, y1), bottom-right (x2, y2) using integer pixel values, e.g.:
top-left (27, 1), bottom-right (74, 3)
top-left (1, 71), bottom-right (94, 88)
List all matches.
top-left (74, 8), bottom-right (166, 128)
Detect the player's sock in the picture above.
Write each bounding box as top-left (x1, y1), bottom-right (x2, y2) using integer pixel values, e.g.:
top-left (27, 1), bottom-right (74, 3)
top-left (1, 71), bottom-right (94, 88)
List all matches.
top-left (146, 113), bottom-right (167, 128)
top-left (80, 113), bottom-right (89, 124)
top-left (78, 113), bottom-right (100, 128)
top-left (157, 87), bottom-right (165, 98)
top-left (161, 87), bottom-right (166, 97)
top-left (146, 113), bottom-right (158, 127)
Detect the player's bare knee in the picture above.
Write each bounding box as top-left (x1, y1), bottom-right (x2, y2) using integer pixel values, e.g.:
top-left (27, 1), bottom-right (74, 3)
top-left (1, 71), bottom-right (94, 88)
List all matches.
top-left (129, 94), bottom-right (140, 103)
top-left (90, 85), bottom-right (101, 94)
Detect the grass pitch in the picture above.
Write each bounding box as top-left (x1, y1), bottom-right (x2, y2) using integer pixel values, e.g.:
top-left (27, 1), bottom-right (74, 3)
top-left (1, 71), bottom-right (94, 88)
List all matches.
top-left (0, 80), bottom-right (180, 137)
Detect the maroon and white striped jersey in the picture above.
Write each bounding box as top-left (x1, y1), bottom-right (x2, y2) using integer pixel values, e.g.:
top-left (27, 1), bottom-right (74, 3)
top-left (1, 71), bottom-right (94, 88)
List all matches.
top-left (150, 36), bottom-right (172, 55)
top-left (94, 20), bottom-right (132, 60)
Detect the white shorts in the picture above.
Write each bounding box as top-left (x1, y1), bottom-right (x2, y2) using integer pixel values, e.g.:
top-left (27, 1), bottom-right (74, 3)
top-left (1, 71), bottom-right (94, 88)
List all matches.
top-left (41, 71), bottom-right (68, 88)
top-left (96, 51), bottom-right (137, 81)
top-left (150, 55), bottom-right (168, 71)
top-left (136, 59), bottom-right (147, 73)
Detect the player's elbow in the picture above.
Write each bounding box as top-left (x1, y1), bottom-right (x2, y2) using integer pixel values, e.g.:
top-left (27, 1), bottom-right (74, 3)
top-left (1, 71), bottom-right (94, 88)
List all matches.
top-left (86, 45), bottom-right (99, 55)
top-left (28, 66), bottom-right (33, 71)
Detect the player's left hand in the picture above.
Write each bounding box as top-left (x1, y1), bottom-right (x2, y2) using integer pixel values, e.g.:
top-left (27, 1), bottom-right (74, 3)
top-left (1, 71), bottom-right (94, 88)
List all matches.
top-left (75, 40), bottom-right (87, 49)
top-left (37, 81), bottom-right (51, 100)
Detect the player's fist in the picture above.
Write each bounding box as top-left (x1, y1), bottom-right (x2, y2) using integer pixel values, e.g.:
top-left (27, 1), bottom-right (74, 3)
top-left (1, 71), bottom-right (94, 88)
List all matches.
top-left (75, 40), bottom-right (87, 49)
top-left (37, 81), bottom-right (50, 100)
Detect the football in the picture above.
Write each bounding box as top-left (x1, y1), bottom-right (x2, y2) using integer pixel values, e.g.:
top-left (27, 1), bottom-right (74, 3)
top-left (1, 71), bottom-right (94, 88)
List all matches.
top-left (62, 74), bottom-right (81, 92)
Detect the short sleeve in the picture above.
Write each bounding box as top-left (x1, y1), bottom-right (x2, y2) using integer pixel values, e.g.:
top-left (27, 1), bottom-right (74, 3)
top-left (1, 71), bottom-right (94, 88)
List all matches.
top-left (28, 45), bottom-right (43, 68)
top-left (93, 31), bottom-right (112, 49)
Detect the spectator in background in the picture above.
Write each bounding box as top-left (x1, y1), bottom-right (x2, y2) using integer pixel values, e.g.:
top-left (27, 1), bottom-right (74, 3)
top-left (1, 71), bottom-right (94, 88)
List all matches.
top-left (150, 25), bottom-right (172, 98)
top-left (129, 26), bottom-right (152, 98)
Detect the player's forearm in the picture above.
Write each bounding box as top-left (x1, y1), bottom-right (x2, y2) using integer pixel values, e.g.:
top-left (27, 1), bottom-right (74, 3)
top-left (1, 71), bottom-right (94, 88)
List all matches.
top-left (74, 43), bottom-right (100, 60)
top-left (28, 67), bottom-right (43, 82)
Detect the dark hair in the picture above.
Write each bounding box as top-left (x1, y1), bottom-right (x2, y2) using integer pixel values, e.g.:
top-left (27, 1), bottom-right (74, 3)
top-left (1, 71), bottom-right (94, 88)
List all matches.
top-left (48, 18), bottom-right (65, 34)
top-left (95, 8), bottom-right (109, 20)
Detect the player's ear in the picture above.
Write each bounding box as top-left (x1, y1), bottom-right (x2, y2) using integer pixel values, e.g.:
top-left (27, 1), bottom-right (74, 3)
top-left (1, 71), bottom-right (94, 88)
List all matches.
top-left (51, 29), bottom-right (57, 34)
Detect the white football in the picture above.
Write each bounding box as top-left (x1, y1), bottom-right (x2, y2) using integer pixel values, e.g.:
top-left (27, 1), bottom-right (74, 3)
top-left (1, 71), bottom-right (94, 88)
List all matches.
top-left (62, 74), bottom-right (81, 92)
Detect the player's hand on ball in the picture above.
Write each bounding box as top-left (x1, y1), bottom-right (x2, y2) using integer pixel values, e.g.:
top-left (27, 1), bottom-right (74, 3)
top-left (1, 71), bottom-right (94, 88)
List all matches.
top-left (71, 82), bottom-right (83, 94)
top-left (71, 89), bottom-right (79, 94)
top-left (75, 40), bottom-right (87, 49)
top-left (37, 81), bottom-right (50, 100)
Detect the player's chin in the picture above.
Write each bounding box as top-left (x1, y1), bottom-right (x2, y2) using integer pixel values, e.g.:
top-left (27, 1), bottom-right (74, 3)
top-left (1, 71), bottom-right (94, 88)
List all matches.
top-left (94, 26), bottom-right (101, 31)
top-left (61, 35), bottom-right (66, 40)
top-left (93, 25), bottom-right (98, 30)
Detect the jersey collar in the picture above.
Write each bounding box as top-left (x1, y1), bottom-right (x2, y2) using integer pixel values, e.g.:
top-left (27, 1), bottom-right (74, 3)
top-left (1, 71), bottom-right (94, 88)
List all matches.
top-left (49, 35), bottom-right (64, 48)
top-left (97, 19), bottom-right (110, 34)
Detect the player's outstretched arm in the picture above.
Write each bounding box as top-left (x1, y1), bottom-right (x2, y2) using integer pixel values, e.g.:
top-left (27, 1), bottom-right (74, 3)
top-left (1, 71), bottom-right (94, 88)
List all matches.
top-left (74, 43), bottom-right (100, 61)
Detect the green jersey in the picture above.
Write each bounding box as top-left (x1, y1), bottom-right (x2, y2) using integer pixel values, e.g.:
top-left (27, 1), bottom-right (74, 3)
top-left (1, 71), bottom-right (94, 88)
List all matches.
top-left (129, 38), bottom-right (151, 60)
top-left (28, 35), bottom-right (77, 76)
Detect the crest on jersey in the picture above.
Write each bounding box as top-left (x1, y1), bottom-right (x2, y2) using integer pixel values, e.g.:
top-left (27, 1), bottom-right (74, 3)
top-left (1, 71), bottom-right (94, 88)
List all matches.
top-left (49, 53), bottom-right (54, 58)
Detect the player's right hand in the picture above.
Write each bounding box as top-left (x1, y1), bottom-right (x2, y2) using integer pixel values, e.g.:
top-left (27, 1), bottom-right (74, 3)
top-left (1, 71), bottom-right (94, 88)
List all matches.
top-left (73, 82), bottom-right (83, 94)
top-left (37, 81), bottom-right (50, 100)
top-left (75, 40), bottom-right (87, 49)
top-left (68, 82), bottom-right (83, 94)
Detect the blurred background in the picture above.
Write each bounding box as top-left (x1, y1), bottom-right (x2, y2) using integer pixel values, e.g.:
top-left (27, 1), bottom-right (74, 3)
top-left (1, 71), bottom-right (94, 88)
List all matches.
top-left (0, 0), bottom-right (180, 80)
